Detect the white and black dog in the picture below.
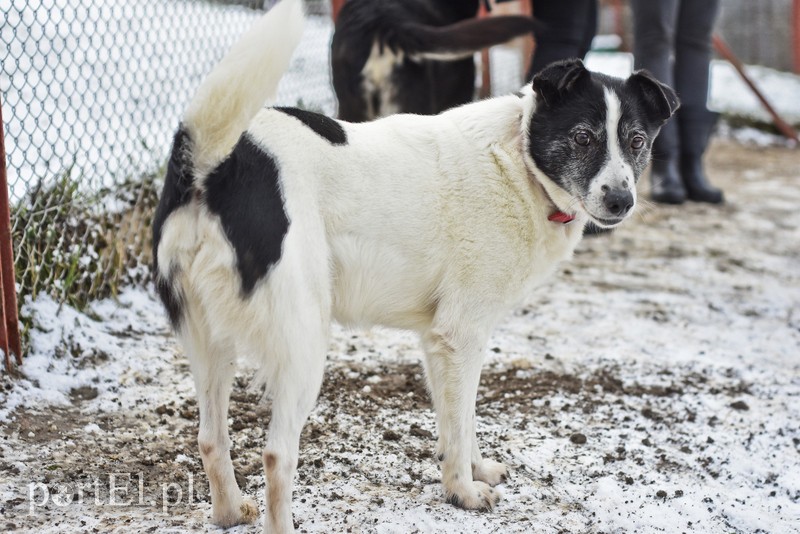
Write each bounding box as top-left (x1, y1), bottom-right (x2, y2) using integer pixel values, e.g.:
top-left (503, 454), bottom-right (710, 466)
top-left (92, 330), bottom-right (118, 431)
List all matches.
top-left (332, 0), bottom-right (541, 121)
top-left (152, 0), bottom-right (678, 532)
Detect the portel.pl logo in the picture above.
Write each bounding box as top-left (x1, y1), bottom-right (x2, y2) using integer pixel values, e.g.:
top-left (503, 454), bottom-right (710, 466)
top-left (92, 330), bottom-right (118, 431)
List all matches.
top-left (28, 472), bottom-right (199, 514)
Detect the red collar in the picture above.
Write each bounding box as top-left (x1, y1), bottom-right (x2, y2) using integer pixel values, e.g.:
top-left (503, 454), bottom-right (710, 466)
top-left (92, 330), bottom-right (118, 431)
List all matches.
top-left (548, 211), bottom-right (576, 224)
top-left (528, 168), bottom-right (577, 224)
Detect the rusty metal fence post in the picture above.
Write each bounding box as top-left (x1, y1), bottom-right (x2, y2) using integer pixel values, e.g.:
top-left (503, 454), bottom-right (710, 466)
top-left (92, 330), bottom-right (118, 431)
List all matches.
top-left (0, 95), bottom-right (23, 373)
top-left (478, 0), bottom-right (493, 98)
top-left (712, 34), bottom-right (800, 143)
top-left (331, 0), bottom-right (345, 21)
top-left (794, 0), bottom-right (800, 73)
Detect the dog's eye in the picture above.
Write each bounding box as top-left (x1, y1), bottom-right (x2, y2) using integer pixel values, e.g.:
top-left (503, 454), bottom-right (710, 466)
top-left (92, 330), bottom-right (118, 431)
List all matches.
top-left (631, 135), bottom-right (645, 150)
top-left (574, 131), bottom-right (591, 146)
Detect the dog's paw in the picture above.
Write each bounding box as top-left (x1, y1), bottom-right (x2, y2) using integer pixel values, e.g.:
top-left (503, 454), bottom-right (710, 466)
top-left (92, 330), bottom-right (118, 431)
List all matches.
top-left (212, 497), bottom-right (260, 528)
top-left (445, 480), bottom-right (501, 511)
top-left (239, 497), bottom-right (260, 524)
top-left (472, 459), bottom-right (508, 487)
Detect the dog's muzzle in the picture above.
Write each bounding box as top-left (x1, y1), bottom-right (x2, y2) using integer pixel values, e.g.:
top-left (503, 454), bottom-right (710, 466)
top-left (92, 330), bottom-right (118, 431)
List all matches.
top-left (587, 186), bottom-right (635, 227)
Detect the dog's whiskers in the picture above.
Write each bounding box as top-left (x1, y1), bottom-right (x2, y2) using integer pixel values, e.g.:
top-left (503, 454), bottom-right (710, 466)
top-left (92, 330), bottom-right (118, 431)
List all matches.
top-left (634, 197), bottom-right (657, 220)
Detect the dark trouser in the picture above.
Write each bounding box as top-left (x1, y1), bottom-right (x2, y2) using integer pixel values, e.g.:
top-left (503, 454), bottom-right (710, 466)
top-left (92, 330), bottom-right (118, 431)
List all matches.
top-left (527, 0), bottom-right (598, 79)
top-left (631, 0), bottom-right (720, 161)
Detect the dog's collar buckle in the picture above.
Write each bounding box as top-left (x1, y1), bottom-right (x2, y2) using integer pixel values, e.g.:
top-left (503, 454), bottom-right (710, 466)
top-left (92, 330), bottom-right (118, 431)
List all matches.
top-left (548, 211), bottom-right (576, 224)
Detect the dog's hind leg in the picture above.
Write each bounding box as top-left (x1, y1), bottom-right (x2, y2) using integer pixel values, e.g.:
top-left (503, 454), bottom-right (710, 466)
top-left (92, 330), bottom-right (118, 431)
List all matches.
top-left (422, 323), bottom-right (502, 511)
top-left (182, 326), bottom-right (258, 527)
top-left (261, 296), bottom-right (330, 534)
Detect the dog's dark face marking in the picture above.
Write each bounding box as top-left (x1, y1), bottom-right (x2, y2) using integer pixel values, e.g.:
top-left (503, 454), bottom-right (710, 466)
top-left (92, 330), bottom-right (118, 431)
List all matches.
top-left (152, 128), bottom-right (193, 328)
top-left (204, 135), bottom-right (290, 296)
top-left (528, 59), bottom-right (679, 227)
top-left (275, 107), bottom-right (348, 145)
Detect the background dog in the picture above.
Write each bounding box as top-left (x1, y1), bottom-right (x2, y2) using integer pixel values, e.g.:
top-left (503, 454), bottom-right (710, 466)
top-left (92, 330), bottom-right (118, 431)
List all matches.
top-left (332, 0), bottom-right (542, 121)
top-left (152, 0), bottom-right (678, 532)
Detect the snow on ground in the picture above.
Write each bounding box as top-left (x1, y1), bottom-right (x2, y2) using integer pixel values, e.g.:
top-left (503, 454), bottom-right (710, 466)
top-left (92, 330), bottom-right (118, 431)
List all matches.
top-left (2, 5), bottom-right (800, 532)
top-left (708, 60), bottom-right (800, 126)
top-left (1, 140), bottom-right (799, 533)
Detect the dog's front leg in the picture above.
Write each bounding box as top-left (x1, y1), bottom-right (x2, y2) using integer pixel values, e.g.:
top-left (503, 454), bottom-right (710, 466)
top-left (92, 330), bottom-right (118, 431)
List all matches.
top-left (471, 420), bottom-right (508, 486)
top-left (422, 327), bottom-right (501, 511)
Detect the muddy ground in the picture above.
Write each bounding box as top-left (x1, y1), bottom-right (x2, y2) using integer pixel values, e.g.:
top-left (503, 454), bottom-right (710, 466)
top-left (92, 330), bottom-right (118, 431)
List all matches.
top-left (1, 140), bottom-right (799, 533)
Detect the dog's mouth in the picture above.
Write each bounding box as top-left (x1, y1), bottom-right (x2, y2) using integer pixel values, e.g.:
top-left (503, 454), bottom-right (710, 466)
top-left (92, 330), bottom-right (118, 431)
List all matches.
top-left (535, 176), bottom-right (633, 229)
top-left (578, 200), bottom-right (632, 228)
top-left (589, 215), bottom-right (626, 228)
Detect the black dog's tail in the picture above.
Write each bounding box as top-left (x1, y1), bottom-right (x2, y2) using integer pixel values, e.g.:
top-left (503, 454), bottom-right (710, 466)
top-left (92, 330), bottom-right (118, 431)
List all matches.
top-left (387, 16), bottom-right (544, 60)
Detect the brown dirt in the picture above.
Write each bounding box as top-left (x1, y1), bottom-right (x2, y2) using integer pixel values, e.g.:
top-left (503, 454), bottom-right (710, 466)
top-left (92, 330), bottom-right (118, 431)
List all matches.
top-left (1, 140), bottom-right (798, 533)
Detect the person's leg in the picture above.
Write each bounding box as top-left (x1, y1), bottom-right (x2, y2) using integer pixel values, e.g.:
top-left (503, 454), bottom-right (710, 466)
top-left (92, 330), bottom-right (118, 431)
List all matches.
top-left (630, 0), bottom-right (685, 204)
top-left (577, 0), bottom-right (598, 60)
top-left (674, 0), bottom-right (724, 203)
top-left (527, 0), bottom-right (598, 78)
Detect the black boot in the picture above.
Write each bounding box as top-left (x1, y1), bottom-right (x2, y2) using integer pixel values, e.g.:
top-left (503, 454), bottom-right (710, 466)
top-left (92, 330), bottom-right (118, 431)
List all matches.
top-left (679, 111), bottom-right (724, 204)
top-left (680, 154), bottom-right (724, 204)
top-left (650, 158), bottom-right (686, 204)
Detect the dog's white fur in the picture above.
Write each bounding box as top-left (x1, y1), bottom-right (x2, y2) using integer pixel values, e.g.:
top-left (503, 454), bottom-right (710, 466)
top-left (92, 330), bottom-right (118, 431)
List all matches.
top-left (157, 1), bottom-right (637, 532)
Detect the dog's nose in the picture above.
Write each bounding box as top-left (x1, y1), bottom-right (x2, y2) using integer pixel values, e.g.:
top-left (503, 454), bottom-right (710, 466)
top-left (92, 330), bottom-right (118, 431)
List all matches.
top-left (602, 188), bottom-right (634, 217)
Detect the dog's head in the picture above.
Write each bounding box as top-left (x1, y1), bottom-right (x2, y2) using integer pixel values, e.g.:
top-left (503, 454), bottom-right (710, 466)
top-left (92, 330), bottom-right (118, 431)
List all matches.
top-left (524, 59), bottom-right (679, 228)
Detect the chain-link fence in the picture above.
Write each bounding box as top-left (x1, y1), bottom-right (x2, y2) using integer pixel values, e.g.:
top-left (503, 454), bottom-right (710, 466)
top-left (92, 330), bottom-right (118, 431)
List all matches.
top-left (1, 0), bottom-right (335, 311)
top-left (717, 0), bottom-right (795, 72)
top-left (6, 0), bottom-right (791, 320)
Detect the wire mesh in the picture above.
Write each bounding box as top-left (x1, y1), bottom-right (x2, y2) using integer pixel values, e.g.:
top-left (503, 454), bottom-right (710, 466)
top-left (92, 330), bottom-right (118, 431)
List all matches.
top-left (1, 0), bottom-right (335, 311)
top-left (716, 0), bottom-right (794, 73)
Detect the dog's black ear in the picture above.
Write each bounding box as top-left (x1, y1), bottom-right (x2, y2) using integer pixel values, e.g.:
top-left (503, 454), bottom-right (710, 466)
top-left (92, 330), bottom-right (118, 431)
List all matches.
top-left (626, 69), bottom-right (680, 125)
top-left (531, 58), bottom-right (590, 107)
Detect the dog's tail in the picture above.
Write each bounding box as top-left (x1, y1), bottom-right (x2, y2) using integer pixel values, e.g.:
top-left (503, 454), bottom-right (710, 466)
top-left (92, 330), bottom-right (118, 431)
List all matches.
top-left (387, 16), bottom-right (543, 61)
top-left (182, 0), bottom-right (304, 175)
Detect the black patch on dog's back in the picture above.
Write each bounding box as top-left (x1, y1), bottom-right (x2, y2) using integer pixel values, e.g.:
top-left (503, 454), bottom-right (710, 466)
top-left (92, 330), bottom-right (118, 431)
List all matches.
top-left (275, 106), bottom-right (348, 145)
top-left (152, 127), bottom-right (194, 328)
top-left (204, 135), bottom-right (290, 296)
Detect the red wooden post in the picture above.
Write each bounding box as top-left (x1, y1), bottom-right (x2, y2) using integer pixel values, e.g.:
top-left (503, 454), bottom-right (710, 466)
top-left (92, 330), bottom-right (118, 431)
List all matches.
top-left (0, 95), bottom-right (22, 372)
top-left (520, 0), bottom-right (536, 75)
top-left (478, 1), bottom-right (492, 98)
top-left (0, 242), bottom-right (8, 372)
top-left (794, 0), bottom-right (800, 73)
top-left (611, 0), bottom-right (628, 52)
top-left (331, 0), bottom-right (345, 22)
